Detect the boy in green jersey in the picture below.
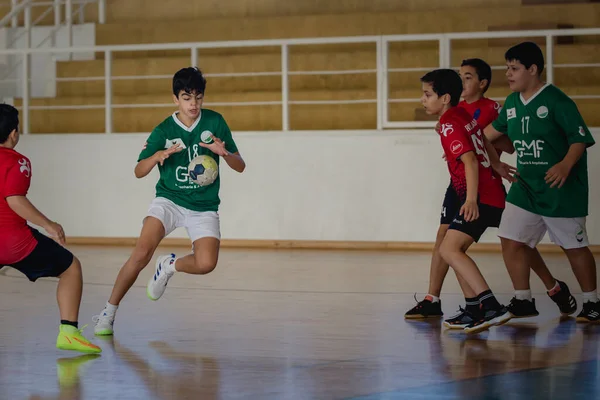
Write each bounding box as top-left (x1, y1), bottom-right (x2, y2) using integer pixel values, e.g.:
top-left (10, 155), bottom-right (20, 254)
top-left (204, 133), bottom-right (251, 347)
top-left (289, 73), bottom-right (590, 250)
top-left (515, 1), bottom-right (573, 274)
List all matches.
top-left (485, 42), bottom-right (598, 322)
top-left (93, 67), bottom-right (246, 335)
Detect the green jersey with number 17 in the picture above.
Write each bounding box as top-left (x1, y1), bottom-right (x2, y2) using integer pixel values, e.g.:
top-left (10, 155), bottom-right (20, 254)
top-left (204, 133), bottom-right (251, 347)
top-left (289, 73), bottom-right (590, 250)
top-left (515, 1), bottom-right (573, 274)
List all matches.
top-left (138, 109), bottom-right (238, 212)
top-left (492, 84), bottom-right (595, 218)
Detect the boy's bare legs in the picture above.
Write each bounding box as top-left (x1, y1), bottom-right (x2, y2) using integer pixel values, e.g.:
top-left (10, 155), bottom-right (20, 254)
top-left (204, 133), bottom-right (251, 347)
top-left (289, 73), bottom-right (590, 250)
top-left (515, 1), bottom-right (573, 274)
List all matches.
top-left (93, 217), bottom-right (165, 335)
top-left (527, 247), bottom-right (557, 290)
top-left (57, 257), bottom-right (83, 323)
top-left (427, 225), bottom-right (451, 297)
top-left (173, 237), bottom-right (220, 275)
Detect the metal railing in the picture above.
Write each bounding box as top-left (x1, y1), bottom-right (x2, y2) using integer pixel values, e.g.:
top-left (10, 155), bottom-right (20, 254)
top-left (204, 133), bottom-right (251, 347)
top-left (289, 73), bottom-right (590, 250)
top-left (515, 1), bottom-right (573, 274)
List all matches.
top-left (0, 27), bottom-right (598, 133)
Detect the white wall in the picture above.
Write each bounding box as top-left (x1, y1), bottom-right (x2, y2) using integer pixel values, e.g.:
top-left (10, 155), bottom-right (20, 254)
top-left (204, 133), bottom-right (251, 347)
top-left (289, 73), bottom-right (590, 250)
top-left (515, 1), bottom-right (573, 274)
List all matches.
top-left (0, 23), bottom-right (95, 99)
top-left (15, 129), bottom-right (600, 244)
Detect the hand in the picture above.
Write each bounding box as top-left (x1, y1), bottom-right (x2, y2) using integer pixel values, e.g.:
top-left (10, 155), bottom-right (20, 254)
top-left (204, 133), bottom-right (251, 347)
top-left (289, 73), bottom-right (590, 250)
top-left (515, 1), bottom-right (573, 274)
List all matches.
top-left (154, 144), bottom-right (183, 166)
top-left (45, 221), bottom-right (66, 245)
top-left (199, 135), bottom-right (230, 157)
top-left (435, 122), bottom-right (441, 134)
top-left (545, 161), bottom-right (571, 188)
top-left (460, 200), bottom-right (479, 222)
top-left (492, 161), bottom-right (518, 183)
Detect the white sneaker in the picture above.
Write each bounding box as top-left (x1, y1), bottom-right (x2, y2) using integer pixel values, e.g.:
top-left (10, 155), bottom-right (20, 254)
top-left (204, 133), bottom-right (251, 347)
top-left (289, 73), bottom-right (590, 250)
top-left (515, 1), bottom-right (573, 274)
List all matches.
top-left (147, 254), bottom-right (176, 301)
top-left (92, 311), bottom-right (115, 336)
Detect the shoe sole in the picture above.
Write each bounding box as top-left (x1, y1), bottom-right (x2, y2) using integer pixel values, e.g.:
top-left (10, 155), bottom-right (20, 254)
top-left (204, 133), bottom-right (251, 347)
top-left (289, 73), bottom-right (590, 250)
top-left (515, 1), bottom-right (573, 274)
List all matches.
top-left (508, 312), bottom-right (540, 319)
top-left (404, 314), bottom-right (443, 320)
top-left (464, 313), bottom-right (512, 334)
top-left (576, 317), bottom-right (600, 324)
top-left (56, 344), bottom-right (102, 354)
top-left (94, 330), bottom-right (114, 336)
top-left (443, 322), bottom-right (469, 329)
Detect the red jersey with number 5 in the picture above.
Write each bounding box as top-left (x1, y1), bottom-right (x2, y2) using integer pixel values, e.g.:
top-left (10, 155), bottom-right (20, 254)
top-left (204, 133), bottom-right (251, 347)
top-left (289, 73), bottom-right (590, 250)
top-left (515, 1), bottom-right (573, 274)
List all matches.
top-left (0, 147), bottom-right (37, 265)
top-left (438, 106), bottom-right (505, 209)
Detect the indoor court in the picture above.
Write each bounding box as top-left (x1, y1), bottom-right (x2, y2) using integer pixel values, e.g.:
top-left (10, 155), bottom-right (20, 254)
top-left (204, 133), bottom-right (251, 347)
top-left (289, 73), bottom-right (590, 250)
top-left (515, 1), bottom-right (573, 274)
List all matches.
top-left (1, 246), bottom-right (599, 399)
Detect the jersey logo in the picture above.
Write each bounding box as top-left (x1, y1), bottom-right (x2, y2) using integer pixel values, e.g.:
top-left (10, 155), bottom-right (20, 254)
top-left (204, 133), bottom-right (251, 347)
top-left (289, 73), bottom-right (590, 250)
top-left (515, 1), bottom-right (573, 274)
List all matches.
top-left (507, 108), bottom-right (516, 120)
top-left (450, 140), bottom-right (464, 155)
top-left (165, 138), bottom-right (187, 150)
top-left (18, 158), bottom-right (31, 178)
top-left (494, 102), bottom-right (501, 111)
top-left (536, 106), bottom-right (549, 119)
top-left (579, 126), bottom-right (586, 137)
top-left (440, 123), bottom-right (454, 137)
top-left (200, 130), bottom-right (214, 144)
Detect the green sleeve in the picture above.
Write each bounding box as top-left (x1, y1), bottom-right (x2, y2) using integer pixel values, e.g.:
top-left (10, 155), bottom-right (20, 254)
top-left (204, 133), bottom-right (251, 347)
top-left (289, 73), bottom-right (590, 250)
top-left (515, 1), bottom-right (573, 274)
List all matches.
top-left (554, 98), bottom-right (595, 148)
top-left (138, 127), bottom-right (166, 162)
top-left (218, 115), bottom-right (239, 154)
top-left (491, 99), bottom-right (508, 134)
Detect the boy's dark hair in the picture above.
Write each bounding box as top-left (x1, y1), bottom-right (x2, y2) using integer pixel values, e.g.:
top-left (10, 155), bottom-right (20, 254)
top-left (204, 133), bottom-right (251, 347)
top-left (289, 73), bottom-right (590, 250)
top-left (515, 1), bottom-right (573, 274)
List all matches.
top-left (461, 58), bottom-right (492, 93)
top-left (0, 103), bottom-right (19, 144)
top-left (420, 69), bottom-right (463, 107)
top-left (505, 41), bottom-right (545, 76)
top-left (173, 67), bottom-right (207, 97)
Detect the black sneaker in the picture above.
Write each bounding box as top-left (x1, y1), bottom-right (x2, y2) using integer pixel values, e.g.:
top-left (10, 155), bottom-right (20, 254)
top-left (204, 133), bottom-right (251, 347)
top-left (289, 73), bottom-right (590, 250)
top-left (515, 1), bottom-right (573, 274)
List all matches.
top-left (464, 306), bottom-right (512, 334)
top-left (443, 307), bottom-right (479, 329)
top-left (548, 280), bottom-right (577, 316)
top-left (576, 300), bottom-right (600, 323)
top-left (507, 297), bottom-right (539, 318)
top-left (404, 295), bottom-right (443, 319)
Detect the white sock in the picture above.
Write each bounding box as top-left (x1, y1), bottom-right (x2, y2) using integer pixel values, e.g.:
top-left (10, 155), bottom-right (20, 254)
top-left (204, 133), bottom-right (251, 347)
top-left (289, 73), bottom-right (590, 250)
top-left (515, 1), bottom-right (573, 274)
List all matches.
top-left (166, 257), bottom-right (177, 275)
top-left (104, 302), bottom-right (118, 315)
top-left (582, 291), bottom-right (598, 303)
top-left (548, 280), bottom-right (560, 293)
top-left (515, 290), bottom-right (532, 301)
top-left (426, 294), bottom-right (440, 303)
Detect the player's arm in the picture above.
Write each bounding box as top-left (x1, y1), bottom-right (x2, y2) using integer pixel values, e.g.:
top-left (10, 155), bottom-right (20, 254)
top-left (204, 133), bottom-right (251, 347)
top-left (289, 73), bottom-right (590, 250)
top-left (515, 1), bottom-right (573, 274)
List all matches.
top-left (546, 98), bottom-right (595, 188)
top-left (223, 152), bottom-right (245, 173)
top-left (134, 145), bottom-right (182, 178)
top-left (460, 151), bottom-right (480, 222)
top-left (6, 196), bottom-right (65, 245)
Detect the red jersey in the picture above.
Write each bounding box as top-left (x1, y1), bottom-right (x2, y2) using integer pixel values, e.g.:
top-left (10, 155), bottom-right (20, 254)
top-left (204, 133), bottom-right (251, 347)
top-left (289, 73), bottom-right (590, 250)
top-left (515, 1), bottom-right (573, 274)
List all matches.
top-left (438, 107), bottom-right (505, 209)
top-left (458, 97), bottom-right (501, 130)
top-left (0, 147), bottom-right (37, 264)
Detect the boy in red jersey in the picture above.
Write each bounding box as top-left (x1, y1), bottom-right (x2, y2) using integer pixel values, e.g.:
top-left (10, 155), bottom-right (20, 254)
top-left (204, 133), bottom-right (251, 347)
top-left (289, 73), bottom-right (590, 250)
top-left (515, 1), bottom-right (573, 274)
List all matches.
top-left (419, 69), bottom-right (513, 333)
top-left (0, 104), bottom-right (100, 354)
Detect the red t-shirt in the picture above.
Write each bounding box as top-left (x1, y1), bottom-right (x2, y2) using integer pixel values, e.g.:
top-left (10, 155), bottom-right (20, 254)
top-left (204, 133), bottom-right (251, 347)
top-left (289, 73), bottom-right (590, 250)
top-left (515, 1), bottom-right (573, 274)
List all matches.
top-left (458, 97), bottom-right (501, 130)
top-left (438, 107), bottom-right (505, 209)
top-left (0, 147), bottom-right (37, 265)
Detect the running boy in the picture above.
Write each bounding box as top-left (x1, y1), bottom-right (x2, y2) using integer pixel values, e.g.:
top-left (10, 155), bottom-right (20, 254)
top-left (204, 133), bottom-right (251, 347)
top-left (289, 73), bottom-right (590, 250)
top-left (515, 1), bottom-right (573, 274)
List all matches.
top-left (0, 104), bottom-right (101, 354)
top-left (485, 42), bottom-right (599, 322)
top-left (93, 67), bottom-right (246, 335)
top-left (420, 69), bottom-right (513, 333)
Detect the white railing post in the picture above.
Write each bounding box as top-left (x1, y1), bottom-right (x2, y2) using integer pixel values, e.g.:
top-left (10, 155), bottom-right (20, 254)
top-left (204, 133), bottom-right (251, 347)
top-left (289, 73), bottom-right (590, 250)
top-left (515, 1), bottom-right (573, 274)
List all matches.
top-left (191, 47), bottom-right (198, 67)
top-left (546, 34), bottom-right (554, 84)
top-left (98, 0), bottom-right (106, 24)
top-left (11, 0), bottom-right (18, 28)
top-left (381, 38), bottom-right (389, 128)
top-left (53, 0), bottom-right (61, 47)
top-left (105, 50), bottom-right (112, 134)
top-left (439, 37), bottom-right (451, 68)
top-left (22, 52), bottom-right (30, 134)
top-left (24, 2), bottom-right (31, 48)
top-left (66, 0), bottom-right (73, 56)
top-left (281, 44), bottom-right (289, 131)
top-left (376, 37), bottom-right (384, 130)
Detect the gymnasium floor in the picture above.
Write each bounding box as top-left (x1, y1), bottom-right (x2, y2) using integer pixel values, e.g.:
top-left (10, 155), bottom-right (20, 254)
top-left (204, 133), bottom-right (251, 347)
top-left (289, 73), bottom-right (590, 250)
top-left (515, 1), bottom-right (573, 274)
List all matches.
top-left (1, 246), bottom-right (599, 399)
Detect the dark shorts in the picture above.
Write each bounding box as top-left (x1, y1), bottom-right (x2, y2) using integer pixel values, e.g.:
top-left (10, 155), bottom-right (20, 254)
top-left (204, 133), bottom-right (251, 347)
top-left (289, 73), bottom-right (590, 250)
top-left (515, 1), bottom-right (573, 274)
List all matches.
top-left (2, 228), bottom-right (74, 282)
top-left (440, 183), bottom-right (460, 225)
top-left (449, 203), bottom-right (504, 243)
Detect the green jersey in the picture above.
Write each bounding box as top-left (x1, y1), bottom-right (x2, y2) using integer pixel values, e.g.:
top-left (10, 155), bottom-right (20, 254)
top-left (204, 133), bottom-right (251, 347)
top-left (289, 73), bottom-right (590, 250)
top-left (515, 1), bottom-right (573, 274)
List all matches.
top-left (138, 109), bottom-right (238, 212)
top-left (492, 84), bottom-right (595, 217)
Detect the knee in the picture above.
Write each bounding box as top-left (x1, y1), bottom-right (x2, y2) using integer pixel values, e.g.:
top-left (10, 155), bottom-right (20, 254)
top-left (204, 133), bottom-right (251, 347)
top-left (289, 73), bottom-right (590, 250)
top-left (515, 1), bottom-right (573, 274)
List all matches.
top-left (501, 237), bottom-right (527, 255)
top-left (60, 256), bottom-right (82, 279)
top-left (439, 241), bottom-right (455, 266)
top-left (130, 245), bottom-right (155, 269)
top-left (193, 258), bottom-right (217, 275)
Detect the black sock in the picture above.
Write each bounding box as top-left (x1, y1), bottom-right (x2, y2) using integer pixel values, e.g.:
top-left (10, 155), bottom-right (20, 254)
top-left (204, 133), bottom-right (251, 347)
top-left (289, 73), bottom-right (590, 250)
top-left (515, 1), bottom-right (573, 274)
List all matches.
top-left (477, 290), bottom-right (501, 311)
top-left (465, 297), bottom-right (480, 315)
top-left (61, 320), bottom-right (78, 328)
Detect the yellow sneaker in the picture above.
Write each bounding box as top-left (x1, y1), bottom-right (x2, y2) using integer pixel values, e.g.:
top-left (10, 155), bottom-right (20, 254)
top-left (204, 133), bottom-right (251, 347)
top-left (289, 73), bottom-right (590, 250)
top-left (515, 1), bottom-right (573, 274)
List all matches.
top-left (56, 324), bottom-right (102, 354)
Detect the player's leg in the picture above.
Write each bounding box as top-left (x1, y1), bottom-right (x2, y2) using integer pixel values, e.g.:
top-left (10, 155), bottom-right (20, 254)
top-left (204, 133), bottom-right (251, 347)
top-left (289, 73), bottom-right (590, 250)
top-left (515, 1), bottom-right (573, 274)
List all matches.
top-left (443, 271), bottom-right (482, 330)
top-left (527, 246), bottom-right (577, 316)
top-left (8, 229), bottom-right (101, 353)
top-left (544, 217), bottom-right (598, 322)
top-left (439, 204), bottom-right (511, 334)
top-left (498, 203), bottom-right (546, 318)
top-left (93, 198), bottom-right (179, 335)
top-left (404, 224), bottom-right (448, 319)
top-left (146, 210), bottom-right (220, 301)
top-left (405, 184), bottom-right (456, 319)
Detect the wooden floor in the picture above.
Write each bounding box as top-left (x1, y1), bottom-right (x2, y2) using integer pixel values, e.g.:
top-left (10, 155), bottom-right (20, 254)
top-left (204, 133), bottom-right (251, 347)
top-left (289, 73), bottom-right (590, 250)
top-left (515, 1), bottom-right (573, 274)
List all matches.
top-left (1, 246), bottom-right (599, 399)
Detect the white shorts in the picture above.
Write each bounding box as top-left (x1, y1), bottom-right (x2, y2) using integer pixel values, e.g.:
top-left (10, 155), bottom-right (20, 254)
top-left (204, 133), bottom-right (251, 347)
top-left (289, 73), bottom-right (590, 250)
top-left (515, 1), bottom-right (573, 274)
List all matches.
top-left (498, 202), bottom-right (588, 250)
top-left (146, 197), bottom-right (221, 242)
